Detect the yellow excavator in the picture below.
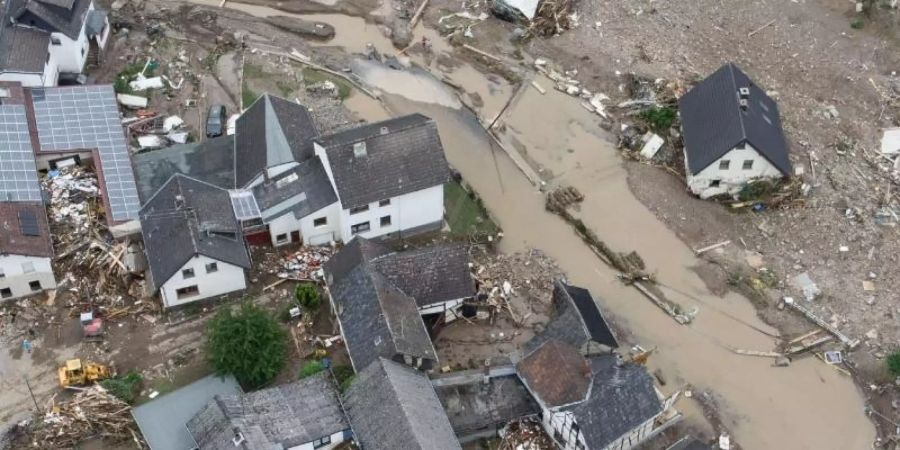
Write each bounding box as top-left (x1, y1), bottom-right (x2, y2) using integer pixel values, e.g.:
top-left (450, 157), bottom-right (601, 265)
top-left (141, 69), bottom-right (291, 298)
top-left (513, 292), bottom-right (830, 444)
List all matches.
top-left (57, 359), bottom-right (112, 388)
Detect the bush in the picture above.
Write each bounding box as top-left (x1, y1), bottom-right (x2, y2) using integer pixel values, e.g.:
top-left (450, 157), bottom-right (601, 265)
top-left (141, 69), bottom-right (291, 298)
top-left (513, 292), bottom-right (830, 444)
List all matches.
top-left (207, 302), bottom-right (287, 389)
top-left (295, 284), bottom-right (321, 310)
top-left (332, 365), bottom-right (355, 393)
top-left (639, 106), bottom-right (678, 133)
top-left (888, 352), bottom-right (900, 377)
top-left (100, 372), bottom-right (142, 404)
top-left (850, 18), bottom-right (864, 29)
top-left (299, 360), bottom-right (325, 379)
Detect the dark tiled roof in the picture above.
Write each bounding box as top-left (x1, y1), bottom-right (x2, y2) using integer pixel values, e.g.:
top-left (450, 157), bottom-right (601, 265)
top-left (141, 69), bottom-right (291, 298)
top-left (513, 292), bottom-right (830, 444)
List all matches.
top-left (187, 372), bottom-right (349, 449)
top-left (251, 157), bottom-right (337, 221)
top-left (10, 0), bottom-right (91, 40)
top-left (679, 63), bottom-right (791, 176)
top-left (343, 358), bottom-right (462, 450)
top-left (0, 23), bottom-right (49, 73)
top-left (233, 94), bottom-right (318, 187)
top-left (371, 242), bottom-right (474, 308)
top-left (434, 374), bottom-right (539, 435)
top-left (133, 135), bottom-right (235, 203)
top-left (566, 355), bottom-right (663, 450)
top-left (525, 281), bottom-right (619, 354)
top-left (517, 339), bottom-right (592, 408)
top-left (0, 202), bottom-right (53, 257)
top-left (140, 174), bottom-right (250, 289)
top-left (317, 114), bottom-right (451, 210)
top-left (84, 9), bottom-right (106, 37)
top-left (323, 236), bottom-right (391, 282)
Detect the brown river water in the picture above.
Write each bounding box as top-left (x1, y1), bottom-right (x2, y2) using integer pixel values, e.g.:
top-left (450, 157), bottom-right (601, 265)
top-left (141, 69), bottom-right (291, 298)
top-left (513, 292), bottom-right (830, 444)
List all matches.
top-left (186, 1), bottom-right (875, 447)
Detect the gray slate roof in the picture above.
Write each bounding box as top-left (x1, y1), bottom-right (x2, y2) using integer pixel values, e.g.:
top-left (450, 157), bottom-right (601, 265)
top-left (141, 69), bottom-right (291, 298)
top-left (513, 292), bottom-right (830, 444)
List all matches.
top-left (140, 174), bottom-right (250, 289)
top-left (434, 373), bottom-right (539, 436)
top-left (187, 372), bottom-right (350, 449)
top-left (525, 281), bottom-right (619, 354)
top-left (84, 9), bottom-right (106, 37)
top-left (371, 242), bottom-right (475, 308)
top-left (9, 0), bottom-right (91, 40)
top-left (132, 374), bottom-right (242, 450)
top-left (316, 114), bottom-right (451, 210)
top-left (251, 157), bottom-right (337, 222)
top-left (343, 358), bottom-right (462, 450)
top-left (133, 135), bottom-right (235, 202)
top-left (565, 354), bottom-right (663, 450)
top-left (0, 21), bottom-right (49, 73)
top-left (234, 94), bottom-right (318, 187)
top-left (679, 63), bottom-right (791, 176)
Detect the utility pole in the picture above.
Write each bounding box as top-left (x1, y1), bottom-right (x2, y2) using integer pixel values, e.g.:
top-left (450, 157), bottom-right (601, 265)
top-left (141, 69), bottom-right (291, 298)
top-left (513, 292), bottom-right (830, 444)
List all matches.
top-left (23, 376), bottom-right (39, 412)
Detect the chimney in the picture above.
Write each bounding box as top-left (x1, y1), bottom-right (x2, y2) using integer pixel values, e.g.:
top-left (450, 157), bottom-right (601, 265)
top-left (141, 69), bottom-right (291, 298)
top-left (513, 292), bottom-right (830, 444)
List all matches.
top-left (353, 141), bottom-right (367, 158)
top-left (739, 98), bottom-right (749, 111)
top-left (174, 194), bottom-right (185, 209)
top-left (739, 87), bottom-right (750, 99)
top-left (380, 126), bottom-right (389, 135)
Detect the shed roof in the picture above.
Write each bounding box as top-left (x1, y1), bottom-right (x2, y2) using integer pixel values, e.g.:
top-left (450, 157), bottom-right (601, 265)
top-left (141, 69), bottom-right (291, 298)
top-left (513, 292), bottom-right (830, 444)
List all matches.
top-left (434, 373), bottom-right (539, 436)
top-left (0, 202), bottom-right (53, 257)
top-left (132, 135), bottom-right (235, 202)
top-left (371, 242), bottom-right (475, 308)
top-left (0, 23), bottom-right (49, 73)
top-left (517, 339), bottom-right (592, 409)
top-left (679, 63), bottom-right (791, 175)
top-left (9, 0), bottom-right (92, 40)
top-left (525, 281), bottom-right (619, 353)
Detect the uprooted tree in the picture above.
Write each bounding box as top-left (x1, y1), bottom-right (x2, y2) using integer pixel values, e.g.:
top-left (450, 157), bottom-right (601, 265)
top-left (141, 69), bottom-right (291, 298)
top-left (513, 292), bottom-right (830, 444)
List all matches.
top-left (207, 302), bottom-right (287, 389)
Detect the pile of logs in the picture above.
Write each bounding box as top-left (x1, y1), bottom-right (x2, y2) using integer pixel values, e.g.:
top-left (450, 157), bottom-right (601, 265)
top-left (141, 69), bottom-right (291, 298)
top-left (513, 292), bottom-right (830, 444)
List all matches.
top-left (31, 386), bottom-right (143, 448)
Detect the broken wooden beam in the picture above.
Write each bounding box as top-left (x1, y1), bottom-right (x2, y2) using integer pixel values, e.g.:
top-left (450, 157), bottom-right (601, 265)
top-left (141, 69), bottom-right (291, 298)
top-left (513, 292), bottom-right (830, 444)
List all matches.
top-left (462, 44), bottom-right (503, 63)
top-left (409, 0), bottom-right (429, 28)
top-left (731, 348), bottom-right (784, 358)
top-left (783, 297), bottom-right (859, 349)
top-left (694, 240), bottom-right (731, 255)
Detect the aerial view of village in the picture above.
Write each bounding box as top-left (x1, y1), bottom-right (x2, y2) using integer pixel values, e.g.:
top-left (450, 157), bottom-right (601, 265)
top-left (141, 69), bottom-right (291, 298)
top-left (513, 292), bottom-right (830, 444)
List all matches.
top-left (0, 0), bottom-right (898, 448)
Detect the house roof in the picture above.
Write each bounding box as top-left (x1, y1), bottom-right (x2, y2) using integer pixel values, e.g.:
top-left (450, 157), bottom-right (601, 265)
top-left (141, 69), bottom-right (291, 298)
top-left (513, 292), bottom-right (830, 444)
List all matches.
top-left (343, 358), bottom-right (462, 450)
top-left (9, 0), bottom-right (92, 41)
top-left (251, 157), bottom-right (337, 222)
top-left (322, 236), bottom-right (392, 281)
top-left (140, 174), bottom-right (250, 289)
top-left (371, 242), bottom-right (475, 308)
top-left (525, 281), bottom-right (619, 353)
top-left (679, 63), bottom-right (791, 176)
top-left (0, 202), bottom-right (53, 257)
top-left (234, 94), bottom-right (318, 187)
top-left (132, 374), bottom-right (242, 450)
top-left (187, 372), bottom-right (349, 449)
top-left (565, 355), bottom-right (663, 450)
top-left (517, 339), bottom-right (592, 409)
top-left (434, 373), bottom-right (539, 436)
top-left (316, 114), bottom-right (451, 210)
top-left (84, 9), bottom-right (106, 37)
top-left (0, 22), bottom-right (50, 73)
top-left (133, 135), bottom-right (235, 202)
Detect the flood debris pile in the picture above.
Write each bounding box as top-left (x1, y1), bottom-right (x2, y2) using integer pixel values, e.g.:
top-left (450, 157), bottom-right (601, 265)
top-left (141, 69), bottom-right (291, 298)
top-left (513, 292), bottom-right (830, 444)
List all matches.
top-left (28, 385), bottom-right (143, 449)
top-left (491, 0), bottom-right (579, 37)
top-left (534, 58), bottom-right (609, 119)
top-left (470, 248), bottom-right (563, 324)
top-left (43, 166), bottom-right (102, 240)
top-left (257, 246), bottom-right (335, 282)
top-left (498, 419), bottom-right (555, 450)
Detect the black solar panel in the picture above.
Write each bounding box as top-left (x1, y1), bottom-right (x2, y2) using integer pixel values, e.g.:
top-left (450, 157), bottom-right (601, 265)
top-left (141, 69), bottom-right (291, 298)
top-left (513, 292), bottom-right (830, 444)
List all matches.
top-left (0, 105), bottom-right (42, 202)
top-left (17, 209), bottom-right (39, 236)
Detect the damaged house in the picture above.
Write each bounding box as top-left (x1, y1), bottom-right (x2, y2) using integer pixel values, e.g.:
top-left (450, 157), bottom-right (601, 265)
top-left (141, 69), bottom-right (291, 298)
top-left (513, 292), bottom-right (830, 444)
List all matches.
top-left (0, 0), bottom-right (110, 87)
top-left (0, 203), bottom-right (56, 300)
top-left (679, 63), bottom-right (791, 199)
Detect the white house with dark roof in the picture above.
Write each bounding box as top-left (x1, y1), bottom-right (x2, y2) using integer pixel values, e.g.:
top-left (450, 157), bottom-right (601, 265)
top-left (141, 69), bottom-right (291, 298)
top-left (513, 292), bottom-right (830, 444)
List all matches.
top-left (140, 174), bottom-right (251, 308)
top-left (0, 203), bottom-right (57, 300)
top-left (679, 63), bottom-right (791, 199)
top-left (0, 0), bottom-right (109, 87)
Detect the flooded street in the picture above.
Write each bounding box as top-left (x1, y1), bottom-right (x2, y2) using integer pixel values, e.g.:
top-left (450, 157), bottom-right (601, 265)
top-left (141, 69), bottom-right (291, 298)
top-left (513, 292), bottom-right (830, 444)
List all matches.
top-left (183, 1), bottom-right (876, 447)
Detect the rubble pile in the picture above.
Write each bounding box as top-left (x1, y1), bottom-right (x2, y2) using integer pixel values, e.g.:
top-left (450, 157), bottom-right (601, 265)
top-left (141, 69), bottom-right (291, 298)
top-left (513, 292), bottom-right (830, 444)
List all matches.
top-left (43, 167), bottom-right (101, 240)
top-left (529, 0), bottom-right (579, 37)
top-left (29, 385), bottom-right (143, 449)
top-left (498, 419), bottom-right (555, 450)
top-left (471, 248), bottom-right (563, 307)
top-left (258, 246), bottom-right (336, 281)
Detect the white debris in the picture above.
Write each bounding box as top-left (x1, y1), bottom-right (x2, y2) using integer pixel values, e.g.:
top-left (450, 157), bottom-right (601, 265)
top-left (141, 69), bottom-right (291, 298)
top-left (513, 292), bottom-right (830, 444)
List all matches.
top-left (639, 132), bottom-right (665, 159)
top-left (138, 135), bottom-right (165, 149)
top-left (163, 115), bottom-right (184, 132)
top-left (226, 114), bottom-right (239, 136)
top-left (881, 127), bottom-right (900, 156)
top-left (117, 94), bottom-right (148, 108)
top-left (167, 132), bottom-right (189, 144)
top-left (129, 75), bottom-right (165, 91)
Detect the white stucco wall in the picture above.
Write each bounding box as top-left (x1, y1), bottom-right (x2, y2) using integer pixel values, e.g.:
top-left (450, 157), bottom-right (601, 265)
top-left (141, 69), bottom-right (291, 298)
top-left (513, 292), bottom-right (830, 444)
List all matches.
top-left (286, 429), bottom-right (349, 450)
top-left (159, 255), bottom-right (246, 308)
top-left (0, 254), bottom-right (57, 301)
top-left (685, 142), bottom-right (784, 199)
top-left (418, 298), bottom-right (466, 323)
top-left (49, 30), bottom-right (88, 75)
top-left (339, 184), bottom-right (444, 242)
top-left (0, 71), bottom-right (46, 87)
top-left (267, 202), bottom-right (340, 247)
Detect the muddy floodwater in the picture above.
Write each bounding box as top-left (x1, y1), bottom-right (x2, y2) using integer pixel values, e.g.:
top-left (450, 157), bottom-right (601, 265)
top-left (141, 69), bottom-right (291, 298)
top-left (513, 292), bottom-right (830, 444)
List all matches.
top-left (185, 1), bottom-right (875, 448)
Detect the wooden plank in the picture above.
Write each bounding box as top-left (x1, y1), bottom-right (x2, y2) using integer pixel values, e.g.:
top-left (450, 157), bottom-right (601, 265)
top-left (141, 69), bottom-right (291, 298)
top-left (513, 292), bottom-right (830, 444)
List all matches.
top-left (409, 0), bottom-right (429, 28)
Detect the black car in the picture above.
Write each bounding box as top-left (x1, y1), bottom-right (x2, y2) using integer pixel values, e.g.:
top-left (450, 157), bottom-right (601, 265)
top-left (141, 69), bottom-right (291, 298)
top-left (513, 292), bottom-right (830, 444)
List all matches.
top-left (205, 104), bottom-right (226, 138)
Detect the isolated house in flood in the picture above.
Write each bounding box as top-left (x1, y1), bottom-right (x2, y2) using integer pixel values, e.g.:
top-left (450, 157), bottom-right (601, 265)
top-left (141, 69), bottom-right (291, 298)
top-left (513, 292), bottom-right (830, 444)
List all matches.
top-left (0, 0), bottom-right (110, 87)
top-left (679, 63), bottom-right (791, 199)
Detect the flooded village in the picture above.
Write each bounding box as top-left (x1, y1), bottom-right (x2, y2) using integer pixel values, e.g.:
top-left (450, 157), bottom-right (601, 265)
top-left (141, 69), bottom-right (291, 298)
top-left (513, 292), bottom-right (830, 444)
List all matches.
top-left (0, 0), bottom-right (898, 449)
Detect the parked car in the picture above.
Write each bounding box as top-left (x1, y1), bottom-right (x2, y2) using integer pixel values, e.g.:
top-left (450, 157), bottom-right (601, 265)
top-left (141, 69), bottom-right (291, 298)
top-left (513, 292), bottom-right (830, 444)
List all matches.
top-left (206, 104), bottom-right (226, 138)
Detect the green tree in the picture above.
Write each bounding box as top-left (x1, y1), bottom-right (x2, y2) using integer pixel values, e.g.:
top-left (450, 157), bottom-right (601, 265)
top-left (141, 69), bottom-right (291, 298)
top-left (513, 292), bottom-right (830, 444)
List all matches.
top-left (207, 302), bottom-right (287, 388)
top-left (100, 372), bottom-right (143, 404)
top-left (295, 283), bottom-right (321, 310)
top-left (887, 352), bottom-right (900, 377)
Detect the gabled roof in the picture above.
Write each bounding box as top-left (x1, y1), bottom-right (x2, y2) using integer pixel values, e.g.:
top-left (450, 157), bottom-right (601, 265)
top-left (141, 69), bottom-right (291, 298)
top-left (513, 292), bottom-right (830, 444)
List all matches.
top-left (316, 114), bottom-right (451, 210)
top-left (9, 0), bottom-right (92, 40)
top-left (187, 372), bottom-right (349, 449)
top-left (525, 281), bottom-right (619, 353)
top-left (517, 339), bottom-right (592, 409)
top-left (133, 135), bottom-right (235, 202)
top-left (371, 242), bottom-right (474, 308)
top-left (0, 24), bottom-right (49, 73)
top-left (343, 358), bottom-right (462, 450)
top-left (234, 94), bottom-right (318, 187)
top-left (434, 372), bottom-right (539, 436)
top-left (140, 174), bottom-right (250, 289)
top-left (0, 202), bottom-right (53, 257)
top-left (251, 157), bottom-right (337, 222)
top-left (679, 63), bottom-right (791, 176)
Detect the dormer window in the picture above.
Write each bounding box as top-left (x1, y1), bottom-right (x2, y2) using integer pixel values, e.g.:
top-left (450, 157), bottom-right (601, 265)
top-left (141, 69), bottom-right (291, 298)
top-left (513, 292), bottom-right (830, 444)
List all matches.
top-left (50, 37), bottom-right (61, 45)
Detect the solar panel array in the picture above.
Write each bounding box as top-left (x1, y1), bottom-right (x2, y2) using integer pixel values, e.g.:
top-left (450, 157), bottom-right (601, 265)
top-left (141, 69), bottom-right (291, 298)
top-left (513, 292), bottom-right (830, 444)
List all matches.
top-left (229, 190), bottom-right (261, 220)
top-left (31, 86), bottom-right (140, 222)
top-left (0, 105), bottom-right (41, 202)
top-left (17, 209), bottom-right (39, 236)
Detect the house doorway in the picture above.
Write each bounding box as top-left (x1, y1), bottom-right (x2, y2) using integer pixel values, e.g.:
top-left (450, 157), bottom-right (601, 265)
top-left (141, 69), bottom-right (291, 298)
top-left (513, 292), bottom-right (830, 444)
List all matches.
top-left (290, 230), bottom-right (301, 243)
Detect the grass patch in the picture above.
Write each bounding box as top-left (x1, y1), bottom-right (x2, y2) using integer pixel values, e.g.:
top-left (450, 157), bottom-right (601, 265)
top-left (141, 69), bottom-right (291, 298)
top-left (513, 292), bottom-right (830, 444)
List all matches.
top-left (276, 80), bottom-right (297, 97)
top-left (242, 81), bottom-right (261, 108)
top-left (113, 61), bottom-right (149, 94)
top-left (332, 365), bottom-right (354, 393)
top-left (299, 360), bottom-right (325, 379)
top-left (639, 106), bottom-right (677, 133)
top-left (888, 352), bottom-right (900, 377)
top-left (301, 68), bottom-right (351, 100)
top-left (850, 18), bottom-right (865, 29)
top-left (243, 63), bottom-right (266, 79)
top-left (444, 180), bottom-right (499, 237)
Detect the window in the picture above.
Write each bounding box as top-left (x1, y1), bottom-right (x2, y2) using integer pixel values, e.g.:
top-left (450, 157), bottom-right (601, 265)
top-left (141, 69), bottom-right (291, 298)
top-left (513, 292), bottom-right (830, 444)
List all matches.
top-left (742, 160), bottom-right (754, 170)
top-left (176, 285), bottom-right (199, 299)
top-left (205, 262), bottom-right (218, 273)
top-left (21, 262), bottom-right (34, 274)
top-left (182, 268), bottom-right (195, 279)
top-left (1, 288), bottom-right (11, 298)
top-left (313, 217), bottom-right (327, 227)
top-left (276, 233), bottom-right (288, 244)
top-left (50, 36), bottom-right (61, 45)
top-left (313, 435), bottom-right (332, 448)
top-left (719, 160), bottom-right (730, 170)
top-left (379, 199), bottom-right (391, 207)
top-left (380, 215), bottom-right (392, 227)
top-left (710, 179), bottom-right (721, 187)
top-left (351, 222), bottom-right (370, 234)
top-left (29, 281), bottom-right (41, 291)
top-left (349, 205), bottom-right (369, 215)
top-left (0, 268), bottom-right (4, 278)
